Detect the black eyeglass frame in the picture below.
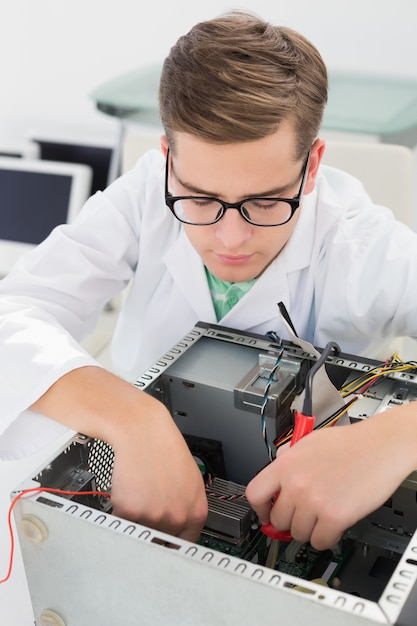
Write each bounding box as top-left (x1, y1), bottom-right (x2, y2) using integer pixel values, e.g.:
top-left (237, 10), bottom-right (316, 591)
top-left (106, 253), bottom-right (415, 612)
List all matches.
top-left (164, 147), bottom-right (311, 227)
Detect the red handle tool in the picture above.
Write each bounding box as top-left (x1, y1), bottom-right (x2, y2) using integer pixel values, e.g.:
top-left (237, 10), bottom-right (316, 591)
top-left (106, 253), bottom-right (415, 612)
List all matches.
top-left (261, 411), bottom-right (315, 541)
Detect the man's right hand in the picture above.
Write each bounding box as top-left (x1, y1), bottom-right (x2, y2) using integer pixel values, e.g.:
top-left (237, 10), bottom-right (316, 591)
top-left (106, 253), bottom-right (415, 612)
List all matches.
top-left (31, 366), bottom-right (208, 542)
top-left (109, 391), bottom-right (208, 541)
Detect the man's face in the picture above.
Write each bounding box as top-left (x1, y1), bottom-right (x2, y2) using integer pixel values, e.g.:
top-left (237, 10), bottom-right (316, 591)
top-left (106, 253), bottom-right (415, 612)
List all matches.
top-left (162, 123), bottom-right (323, 283)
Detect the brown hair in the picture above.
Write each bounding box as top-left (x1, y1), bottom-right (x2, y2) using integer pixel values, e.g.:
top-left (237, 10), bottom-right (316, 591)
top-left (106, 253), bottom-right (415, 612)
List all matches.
top-left (159, 10), bottom-right (328, 160)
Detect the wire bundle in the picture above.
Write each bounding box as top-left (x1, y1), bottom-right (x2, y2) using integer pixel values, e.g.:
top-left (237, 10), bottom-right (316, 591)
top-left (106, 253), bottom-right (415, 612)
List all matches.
top-left (260, 347), bottom-right (284, 462)
top-left (274, 353), bottom-right (417, 451)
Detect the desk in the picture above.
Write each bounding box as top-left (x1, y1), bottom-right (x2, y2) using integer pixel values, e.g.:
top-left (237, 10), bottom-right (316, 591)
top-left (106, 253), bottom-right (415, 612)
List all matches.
top-left (92, 64), bottom-right (161, 126)
top-left (0, 306), bottom-right (118, 625)
top-left (323, 73), bottom-right (417, 146)
top-left (91, 66), bottom-right (417, 183)
top-left (92, 65), bottom-right (417, 145)
top-left (0, 432), bottom-right (74, 625)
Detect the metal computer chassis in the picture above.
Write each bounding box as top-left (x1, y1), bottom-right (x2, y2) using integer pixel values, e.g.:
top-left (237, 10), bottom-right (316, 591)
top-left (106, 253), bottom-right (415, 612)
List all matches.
top-left (12, 322), bottom-right (417, 626)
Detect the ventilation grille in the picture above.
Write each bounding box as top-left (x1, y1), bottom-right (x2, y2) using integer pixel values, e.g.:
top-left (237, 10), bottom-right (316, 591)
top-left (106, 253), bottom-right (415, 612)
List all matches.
top-left (88, 439), bottom-right (114, 492)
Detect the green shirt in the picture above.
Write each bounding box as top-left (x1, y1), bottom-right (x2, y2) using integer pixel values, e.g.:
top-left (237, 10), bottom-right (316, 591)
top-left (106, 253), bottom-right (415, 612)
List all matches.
top-left (205, 267), bottom-right (256, 321)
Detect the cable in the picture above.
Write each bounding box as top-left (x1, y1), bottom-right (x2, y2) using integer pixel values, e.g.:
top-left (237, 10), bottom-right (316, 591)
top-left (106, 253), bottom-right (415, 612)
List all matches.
top-left (273, 353), bottom-right (417, 451)
top-left (266, 331), bottom-right (282, 343)
top-left (340, 358), bottom-right (417, 398)
top-left (302, 341), bottom-right (340, 417)
top-left (0, 487), bottom-right (110, 585)
top-left (277, 301), bottom-right (299, 337)
top-left (260, 347), bottom-right (284, 462)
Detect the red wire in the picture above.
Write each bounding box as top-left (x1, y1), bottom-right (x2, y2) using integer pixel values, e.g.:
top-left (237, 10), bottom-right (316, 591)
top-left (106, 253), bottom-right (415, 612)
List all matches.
top-left (354, 358), bottom-right (392, 396)
top-left (0, 487), bottom-right (110, 585)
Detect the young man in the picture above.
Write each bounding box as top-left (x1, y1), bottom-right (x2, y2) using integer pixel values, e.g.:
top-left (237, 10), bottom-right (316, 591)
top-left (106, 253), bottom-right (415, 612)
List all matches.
top-left (1, 10), bottom-right (417, 550)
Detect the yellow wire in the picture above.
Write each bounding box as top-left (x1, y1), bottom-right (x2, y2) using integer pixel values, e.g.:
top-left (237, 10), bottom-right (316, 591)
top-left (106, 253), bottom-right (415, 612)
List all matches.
top-left (274, 357), bottom-right (417, 450)
top-left (340, 362), bottom-right (416, 397)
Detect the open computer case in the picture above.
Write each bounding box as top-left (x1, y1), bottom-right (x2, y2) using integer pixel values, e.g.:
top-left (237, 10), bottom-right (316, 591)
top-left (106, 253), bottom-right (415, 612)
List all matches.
top-left (12, 322), bottom-right (417, 625)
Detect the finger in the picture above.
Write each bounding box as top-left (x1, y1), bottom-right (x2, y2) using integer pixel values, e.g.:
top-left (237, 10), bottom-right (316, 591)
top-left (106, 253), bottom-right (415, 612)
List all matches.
top-left (310, 523), bottom-right (343, 551)
top-left (268, 488), bottom-right (295, 533)
top-left (287, 507), bottom-right (318, 544)
top-left (246, 464), bottom-right (282, 524)
top-left (176, 519), bottom-right (206, 543)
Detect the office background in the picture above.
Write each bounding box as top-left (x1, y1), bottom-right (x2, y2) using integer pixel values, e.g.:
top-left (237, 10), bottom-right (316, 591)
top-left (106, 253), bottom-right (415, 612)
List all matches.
top-left (1, 0), bottom-right (417, 149)
top-left (1, 1), bottom-right (417, 623)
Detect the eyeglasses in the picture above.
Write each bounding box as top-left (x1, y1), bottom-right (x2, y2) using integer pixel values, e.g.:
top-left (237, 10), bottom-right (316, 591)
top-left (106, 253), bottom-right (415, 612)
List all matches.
top-left (164, 148), bottom-right (311, 227)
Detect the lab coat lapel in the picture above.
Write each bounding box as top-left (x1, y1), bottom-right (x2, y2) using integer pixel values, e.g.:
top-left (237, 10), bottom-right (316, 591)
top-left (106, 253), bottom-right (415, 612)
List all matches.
top-left (162, 191), bottom-right (317, 336)
top-left (221, 260), bottom-right (290, 331)
top-left (162, 232), bottom-right (305, 337)
top-left (164, 231), bottom-right (289, 331)
top-left (163, 230), bottom-right (216, 321)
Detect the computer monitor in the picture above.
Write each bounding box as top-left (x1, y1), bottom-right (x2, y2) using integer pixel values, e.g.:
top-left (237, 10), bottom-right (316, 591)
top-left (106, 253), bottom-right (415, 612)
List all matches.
top-left (0, 141), bottom-right (40, 159)
top-left (0, 157), bottom-right (92, 276)
top-left (30, 135), bottom-right (115, 195)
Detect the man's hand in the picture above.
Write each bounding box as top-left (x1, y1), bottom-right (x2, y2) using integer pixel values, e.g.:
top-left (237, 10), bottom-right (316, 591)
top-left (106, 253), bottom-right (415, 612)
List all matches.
top-left (32, 366), bottom-right (208, 542)
top-left (246, 407), bottom-right (417, 550)
top-left (109, 392), bottom-right (208, 541)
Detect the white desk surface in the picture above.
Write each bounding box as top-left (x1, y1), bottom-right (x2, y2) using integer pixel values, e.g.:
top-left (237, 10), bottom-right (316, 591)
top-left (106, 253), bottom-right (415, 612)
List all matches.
top-left (0, 432), bottom-right (75, 625)
top-left (0, 306), bottom-right (117, 625)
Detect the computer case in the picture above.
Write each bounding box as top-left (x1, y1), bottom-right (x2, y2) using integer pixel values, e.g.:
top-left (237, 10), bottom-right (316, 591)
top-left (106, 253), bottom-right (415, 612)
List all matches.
top-left (12, 322), bottom-right (417, 626)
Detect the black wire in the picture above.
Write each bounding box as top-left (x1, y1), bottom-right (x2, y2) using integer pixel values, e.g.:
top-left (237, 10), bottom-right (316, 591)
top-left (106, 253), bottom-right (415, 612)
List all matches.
top-left (303, 341), bottom-right (341, 417)
top-left (277, 301), bottom-right (299, 338)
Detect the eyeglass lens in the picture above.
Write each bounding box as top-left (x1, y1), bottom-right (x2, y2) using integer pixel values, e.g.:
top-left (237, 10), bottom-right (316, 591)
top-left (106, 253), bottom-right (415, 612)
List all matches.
top-left (172, 197), bottom-right (294, 226)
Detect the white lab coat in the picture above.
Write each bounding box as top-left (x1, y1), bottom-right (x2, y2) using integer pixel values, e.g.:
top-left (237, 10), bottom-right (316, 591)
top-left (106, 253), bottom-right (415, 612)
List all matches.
top-left (1, 149), bottom-right (417, 457)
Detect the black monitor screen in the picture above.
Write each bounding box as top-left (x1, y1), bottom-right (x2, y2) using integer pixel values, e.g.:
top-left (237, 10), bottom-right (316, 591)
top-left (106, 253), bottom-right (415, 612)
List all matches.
top-left (36, 140), bottom-right (113, 194)
top-left (0, 168), bottom-right (72, 244)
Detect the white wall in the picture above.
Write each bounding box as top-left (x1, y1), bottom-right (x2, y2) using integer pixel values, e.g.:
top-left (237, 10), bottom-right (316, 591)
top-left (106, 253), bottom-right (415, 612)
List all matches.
top-left (1, 0), bottom-right (417, 147)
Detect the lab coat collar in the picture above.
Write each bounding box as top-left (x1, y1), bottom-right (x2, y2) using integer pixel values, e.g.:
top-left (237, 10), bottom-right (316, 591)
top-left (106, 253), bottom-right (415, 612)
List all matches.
top-left (163, 230), bottom-right (216, 321)
top-left (279, 187), bottom-right (318, 272)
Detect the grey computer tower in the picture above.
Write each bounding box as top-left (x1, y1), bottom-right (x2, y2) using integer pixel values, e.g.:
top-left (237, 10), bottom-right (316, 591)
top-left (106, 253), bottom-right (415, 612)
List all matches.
top-left (12, 322), bottom-right (417, 626)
